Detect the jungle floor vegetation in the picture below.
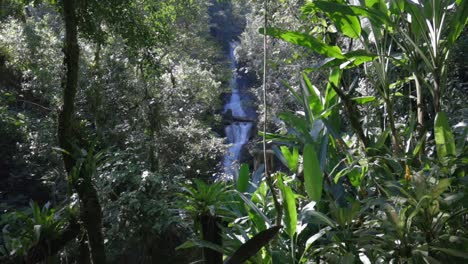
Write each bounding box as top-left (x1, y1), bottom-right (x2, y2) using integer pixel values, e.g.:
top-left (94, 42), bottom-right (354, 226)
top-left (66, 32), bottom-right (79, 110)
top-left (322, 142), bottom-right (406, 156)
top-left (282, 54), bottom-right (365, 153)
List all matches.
top-left (0, 0), bottom-right (467, 263)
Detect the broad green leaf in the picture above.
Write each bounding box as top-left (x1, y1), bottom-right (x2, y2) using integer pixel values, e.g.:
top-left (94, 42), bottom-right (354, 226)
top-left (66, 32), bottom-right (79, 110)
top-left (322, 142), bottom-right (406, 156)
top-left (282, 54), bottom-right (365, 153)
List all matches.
top-left (237, 163), bottom-right (250, 193)
top-left (431, 247), bottom-right (468, 259)
top-left (176, 239), bottom-right (224, 253)
top-left (344, 49), bottom-right (377, 65)
top-left (301, 207), bottom-right (337, 228)
top-left (365, 0), bottom-right (389, 14)
top-left (260, 27), bottom-right (344, 59)
top-left (237, 191), bottom-right (271, 226)
top-left (224, 226), bottom-right (281, 264)
top-left (261, 131), bottom-right (298, 144)
top-left (277, 174), bottom-right (297, 239)
top-left (307, 50), bottom-right (375, 71)
top-left (341, 253), bottom-right (356, 264)
top-left (434, 112), bottom-right (456, 161)
top-left (432, 178), bottom-right (451, 197)
top-left (305, 1), bottom-right (362, 38)
top-left (280, 146), bottom-right (299, 173)
top-left (303, 144), bottom-right (323, 202)
top-left (325, 69), bottom-right (340, 107)
top-left (278, 112), bottom-right (313, 142)
top-left (351, 96), bottom-right (376, 104)
top-left (299, 226), bottom-right (332, 262)
top-left (302, 73), bottom-right (324, 117)
top-left (304, 226), bottom-right (331, 250)
top-left (303, 1), bottom-right (393, 31)
top-left (347, 167), bottom-right (365, 187)
top-left (389, 0), bottom-right (405, 13)
top-left (448, 0), bottom-right (468, 45)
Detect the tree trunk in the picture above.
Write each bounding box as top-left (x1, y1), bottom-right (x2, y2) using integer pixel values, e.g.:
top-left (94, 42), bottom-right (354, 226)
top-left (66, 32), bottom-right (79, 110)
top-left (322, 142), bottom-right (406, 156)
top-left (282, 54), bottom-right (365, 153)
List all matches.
top-left (59, 1), bottom-right (106, 263)
top-left (76, 181), bottom-right (107, 264)
top-left (58, 0), bottom-right (80, 173)
top-left (200, 214), bottom-right (222, 264)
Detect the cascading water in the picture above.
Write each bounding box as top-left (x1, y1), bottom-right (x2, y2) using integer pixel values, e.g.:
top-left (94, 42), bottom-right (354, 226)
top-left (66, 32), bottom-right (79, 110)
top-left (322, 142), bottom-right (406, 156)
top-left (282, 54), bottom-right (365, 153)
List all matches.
top-left (221, 42), bottom-right (254, 179)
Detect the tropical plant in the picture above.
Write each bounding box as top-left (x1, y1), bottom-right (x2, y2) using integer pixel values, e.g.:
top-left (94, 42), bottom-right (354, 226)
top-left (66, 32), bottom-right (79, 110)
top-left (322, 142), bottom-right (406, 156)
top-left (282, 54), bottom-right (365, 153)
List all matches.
top-left (0, 201), bottom-right (73, 261)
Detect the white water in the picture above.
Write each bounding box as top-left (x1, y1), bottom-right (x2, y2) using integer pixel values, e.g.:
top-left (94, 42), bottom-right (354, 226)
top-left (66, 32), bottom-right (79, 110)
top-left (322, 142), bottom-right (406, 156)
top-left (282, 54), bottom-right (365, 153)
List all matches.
top-left (221, 42), bottom-right (253, 179)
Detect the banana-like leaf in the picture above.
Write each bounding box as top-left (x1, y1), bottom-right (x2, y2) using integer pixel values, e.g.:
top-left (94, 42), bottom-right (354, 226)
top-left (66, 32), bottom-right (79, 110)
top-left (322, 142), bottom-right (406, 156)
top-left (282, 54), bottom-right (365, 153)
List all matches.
top-left (237, 163), bottom-right (250, 193)
top-left (277, 174), bottom-right (297, 239)
top-left (260, 27), bottom-right (344, 59)
top-left (301, 206), bottom-right (337, 228)
top-left (434, 112), bottom-right (456, 161)
top-left (236, 191), bottom-right (271, 227)
top-left (302, 1), bottom-right (393, 31)
top-left (303, 144), bottom-right (323, 202)
top-left (280, 146), bottom-right (299, 173)
top-left (224, 226), bottom-right (282, 264)
top-left (448, 0), bottom-right (468, 45)
top-left (304, 1), bottom-right (362, 38)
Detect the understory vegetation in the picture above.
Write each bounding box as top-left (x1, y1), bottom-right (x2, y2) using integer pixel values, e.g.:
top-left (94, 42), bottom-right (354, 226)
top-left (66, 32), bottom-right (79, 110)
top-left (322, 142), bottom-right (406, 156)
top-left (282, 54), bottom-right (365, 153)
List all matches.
top-left (0, 0), bottom-right (467, 263)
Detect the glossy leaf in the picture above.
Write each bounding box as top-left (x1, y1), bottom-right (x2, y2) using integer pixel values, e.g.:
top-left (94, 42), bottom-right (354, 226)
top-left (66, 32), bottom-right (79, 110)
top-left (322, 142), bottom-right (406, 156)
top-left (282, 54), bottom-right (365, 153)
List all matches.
top-left (237, 163), bottom-right (250, 193)
top-left (280, 146), bottom-right (299, 173)
top-left (434, 112), bottom-right (456, 160)
top-left (277, 174), bottom-right (297, 239)
top-left (260, 27), bottom-right (344, 59)
top-left (237, 191), bottom-right (271, 227)
top-left (448, 0), bottom-right (468, 45)
top-left (302, 73), bottom-right (324, 117)
top-left (303, 1), bottom-right (393, 31)
top-left (304, 1), bottom-right (362, 38)
top-left (301, 207), bottom-right (337, 228)
top-left (224, 226), bottom-right (281, 264)
top-left (303, 144), bottom-right (323, 202)
top-left (351, 96), bottom-right (376, 105)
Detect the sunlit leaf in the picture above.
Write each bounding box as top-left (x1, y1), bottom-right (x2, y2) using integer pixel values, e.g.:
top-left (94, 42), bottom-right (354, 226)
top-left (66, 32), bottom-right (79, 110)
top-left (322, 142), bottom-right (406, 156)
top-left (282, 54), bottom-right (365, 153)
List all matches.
top-left (351, 96), bottom-right (376, 105)
top-left (260, 27), bottom-right (344, 59)
top-left (434, 112), bottom-right (456, 161)
top-left (280, 146), bottom-right (299, 173)
top-left (237, 163), bottom-right (250, 193)
top-left (303, 144), bottom-right (323, 202)
top-left (277, 174), bottom-right (297, 239)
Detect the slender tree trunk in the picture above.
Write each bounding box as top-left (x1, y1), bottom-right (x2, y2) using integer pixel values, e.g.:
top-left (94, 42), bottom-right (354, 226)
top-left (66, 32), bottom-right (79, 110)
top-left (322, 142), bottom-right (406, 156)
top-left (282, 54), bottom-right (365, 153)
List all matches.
top-left (76, 181), bottom-right (107, 264)
top-left (59, 1), bottom-right (106, 263)
top-left (200, 214), bottom-right (222, 264)
top-left (58, 0), bottom-right (80, 173)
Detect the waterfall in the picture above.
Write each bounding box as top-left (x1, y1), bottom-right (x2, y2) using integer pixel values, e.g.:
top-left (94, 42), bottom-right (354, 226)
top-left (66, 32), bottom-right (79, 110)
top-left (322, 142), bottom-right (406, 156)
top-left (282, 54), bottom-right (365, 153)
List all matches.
top-left (221, 42), bottom-right (254, 180)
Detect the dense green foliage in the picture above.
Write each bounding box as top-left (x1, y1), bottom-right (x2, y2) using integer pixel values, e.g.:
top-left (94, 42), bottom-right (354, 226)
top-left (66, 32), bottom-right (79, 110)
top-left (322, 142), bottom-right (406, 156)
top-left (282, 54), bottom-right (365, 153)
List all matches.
top-left (0, 0), bottom-right (467, 263)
